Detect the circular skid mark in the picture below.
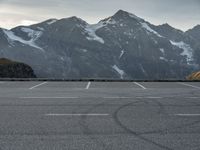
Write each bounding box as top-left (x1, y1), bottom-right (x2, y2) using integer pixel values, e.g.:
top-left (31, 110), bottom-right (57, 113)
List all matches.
top-left (79, 100), bottom-right (141, 149)
top-left (113, 101), bottom-right (173, 150)
top-left (114, 99), bottom-right (200, 135)
top-left (113, 99), bottom-right (200, 147)
top-left (138, 100), bottom-right (200, 135)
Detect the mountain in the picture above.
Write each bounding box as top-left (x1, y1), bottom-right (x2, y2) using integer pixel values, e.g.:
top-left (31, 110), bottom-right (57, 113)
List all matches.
top-left (185, 25), bottom-right (200, 65)
top-left (187, 71), bottom-right (200, 80)
top-left (0, 58), bottom-right (36, 78)
top-left (186, 25), bottom-right (200, 42)
top-left (0, 10), bottom-right (199, 79)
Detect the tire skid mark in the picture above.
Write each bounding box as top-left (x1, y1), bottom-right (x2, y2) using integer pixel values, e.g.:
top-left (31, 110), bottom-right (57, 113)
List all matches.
top-left (79, 99), bottom-right (141, 150)
top-left (113, 99), bottom-right (200, 150)
top-left (151, 99), bottom-right (168, 116)
top-left (113, 101), bottom-right (174, 150)
top-left (137, 119), bottom-right (200, 135)
top-left (138, 99), bottom-right (200, 135)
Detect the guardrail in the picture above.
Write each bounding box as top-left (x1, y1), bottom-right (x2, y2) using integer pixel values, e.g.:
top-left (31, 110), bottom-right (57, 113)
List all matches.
top-left (0, 78), bottom-right (199, 82)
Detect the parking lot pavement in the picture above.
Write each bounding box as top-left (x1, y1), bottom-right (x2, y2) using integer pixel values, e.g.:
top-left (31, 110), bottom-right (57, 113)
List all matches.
top-left (0, 81), bottom-right (200, 150)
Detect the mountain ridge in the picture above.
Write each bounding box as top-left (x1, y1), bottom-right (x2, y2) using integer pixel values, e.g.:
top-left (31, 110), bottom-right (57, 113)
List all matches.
top-left (1, 10), bottom-right (197, 32)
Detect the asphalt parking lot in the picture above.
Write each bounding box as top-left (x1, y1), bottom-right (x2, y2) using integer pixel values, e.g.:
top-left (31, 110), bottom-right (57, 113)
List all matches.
top-left (0, 81), bottom-right (200, 150)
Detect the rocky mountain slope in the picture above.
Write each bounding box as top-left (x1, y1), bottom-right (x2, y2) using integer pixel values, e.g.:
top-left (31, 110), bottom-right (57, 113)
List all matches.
top-left (0, 58), bottom-right (36, 78)
top-left (0, 10), bottom-right (199, 79)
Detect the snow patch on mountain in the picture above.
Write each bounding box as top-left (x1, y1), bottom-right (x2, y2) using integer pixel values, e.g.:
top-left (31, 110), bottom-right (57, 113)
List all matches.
top-left (84, 18), bottom-right (117, 44)
top-left (101, 17), bottom-right (117, 25)
top-left (60, 57), bottom-right (65, 61)
top-left (80, 48), bottom-right (88, 52)
top-left (119, 50), bottom-right (125, 59)
top-left (170, 41), bottom-right (193, 63)
top-left (112, 65), bottom-right (125, 79)
top-left (3, 29), bottom-right (44, 51)
top-left (21, 27), bottom-right (43, 40)
top-left (129, 13), bottom-right (141, 20)
top-left (159, 48), bottom-right (165, 54)
top-left (139, 64), bottom-right (147, 74)
top-left (160, 57), bottom-right (168, 61)
top-left (85, 24), bottom-right (105, 44)
top-left (141, 22), bottom-right (163, 38)
top-left (47, 19), bottom-right (57, 25)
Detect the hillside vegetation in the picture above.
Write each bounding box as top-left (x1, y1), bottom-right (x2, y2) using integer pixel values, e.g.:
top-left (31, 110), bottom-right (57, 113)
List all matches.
top-left (187, 71), bottom-right (200, 80)
top-left (0, 58), bottom-right (18, 64)
top-left (0, 58), bottom-right (36, 78)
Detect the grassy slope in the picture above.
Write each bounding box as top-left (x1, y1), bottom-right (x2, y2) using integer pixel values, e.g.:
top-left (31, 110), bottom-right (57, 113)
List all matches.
top-left (187, 71), bottom-right (200, 80)
top-left (0, 58), bottom-right (17, 65)
top-left (0, 58), bottom-right (36, 78)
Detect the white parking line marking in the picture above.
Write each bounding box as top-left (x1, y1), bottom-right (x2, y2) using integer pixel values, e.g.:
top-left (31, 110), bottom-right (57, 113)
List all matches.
top-left (174, 114), bottom-right (200, 116)
top-left (188, 97), bottom-right (200, 99)
top-left (20, 97), bottom-right (78, 99)
top-left (29, 82), bottom-right (48, 90)
top-left (103, 97), bottom-right (131, 99)
top-left (103, 97), bottom-right (162, 99)
top-left (136, 97), bottom-right (162, 99)
top-left (178, 83), bottom-right (200, 89)
top-left (85, 82), bottom-right (91, 89)
top-left (134, 82), bottom-right (146, 89)
top-left (45, 113), bottom-right (109, 116)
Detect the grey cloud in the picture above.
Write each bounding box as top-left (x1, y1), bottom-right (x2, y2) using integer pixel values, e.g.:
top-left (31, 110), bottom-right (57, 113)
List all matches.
top-left (0, 0), bottom-right (199, 30)
top-left (1, 0), bottom-right (62, 7)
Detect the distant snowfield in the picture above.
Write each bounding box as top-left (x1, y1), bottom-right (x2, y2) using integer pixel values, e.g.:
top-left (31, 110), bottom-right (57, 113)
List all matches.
top-left (159, 48), bottom-right (165, 54)
top-left (119, 50), bottom-right (125, 59)
top-left (170, 40), bottom-right (193, 63)
top-left (112, 65), bottom-right (125, 79)
top-left (84, 18), bottom-right (117, 44)
top-left (85, 24), bottom-right (105, 44)
top-left (141, 22), bottom-right (163, 38)
top-left (21, 27), bottom-right (42, 41)
top-left (47, 19), bottom-right (57, 25)
top-left (3, 28), bottom-right (44, 51)
top-left (160, 57), bottom-right (168, 61)
top-left (129, 13), bottom-right (142, 20)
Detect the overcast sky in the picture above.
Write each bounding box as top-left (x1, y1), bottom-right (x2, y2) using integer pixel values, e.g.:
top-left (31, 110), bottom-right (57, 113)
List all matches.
top-left (0, 0), bottom-right (199, 31)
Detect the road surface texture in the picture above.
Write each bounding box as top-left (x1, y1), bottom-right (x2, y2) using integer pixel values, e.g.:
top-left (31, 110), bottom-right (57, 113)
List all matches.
top-left (0, 81), bottom-right (200, 150)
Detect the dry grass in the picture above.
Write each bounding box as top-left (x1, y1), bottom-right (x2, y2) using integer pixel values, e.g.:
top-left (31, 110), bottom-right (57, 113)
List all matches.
top-left (0, 58), bottom-right (17, 65)
top-left (187, 71), bottom-right (200, 80)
